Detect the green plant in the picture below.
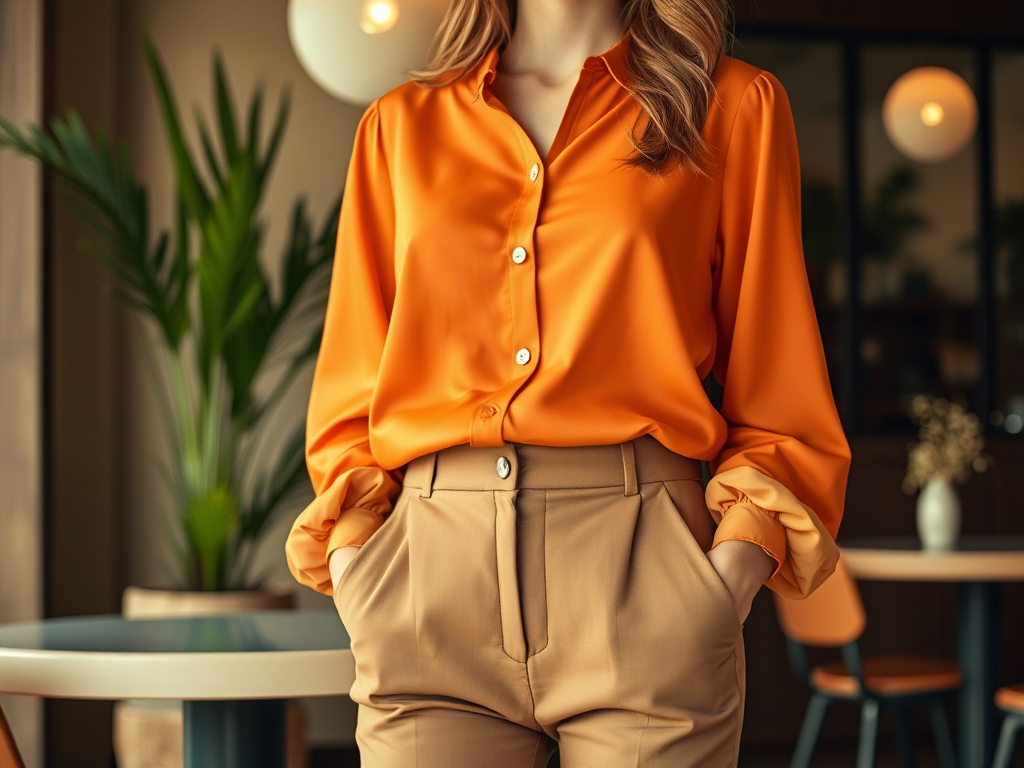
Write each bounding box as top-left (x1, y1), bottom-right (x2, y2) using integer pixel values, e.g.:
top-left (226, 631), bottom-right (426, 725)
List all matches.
top-left (798, 170), bottom-right (931, 270)
top-left (862, 165), bottom-right (930, 263)
top-left (999, 199), bottom-right (1024, 295)
top-left (956, 197), bottom-right (1024, 296)
top-left (0, 37), bottom-right (340, 591)
top-left (996, 199), bottom-right (1024, 264)
top-left (801, 179), bottom-right (841, 267)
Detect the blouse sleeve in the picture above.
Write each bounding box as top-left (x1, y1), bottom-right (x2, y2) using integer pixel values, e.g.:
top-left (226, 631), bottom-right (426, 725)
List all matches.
top-left (706, 70), bottom-right (852, 600)
top-left (285, 100), bottom-right (404, 595)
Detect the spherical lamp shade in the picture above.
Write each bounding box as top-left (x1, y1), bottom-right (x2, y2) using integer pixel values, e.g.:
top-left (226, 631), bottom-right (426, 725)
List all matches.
top-left (288, 0), bottom-right (449, 106)
top-left (882, 66), bottom-right (977, 162)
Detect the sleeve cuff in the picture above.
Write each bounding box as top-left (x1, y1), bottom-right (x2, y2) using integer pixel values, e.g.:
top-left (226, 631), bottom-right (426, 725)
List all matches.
top-left (706, 465), bottom-right (840, 599)
top-left (711, 499), bottom-right (788, 580)
top-left (326, 506), bottom-right (386, 556)
top-left (285, 469), bottom-right (395, 596)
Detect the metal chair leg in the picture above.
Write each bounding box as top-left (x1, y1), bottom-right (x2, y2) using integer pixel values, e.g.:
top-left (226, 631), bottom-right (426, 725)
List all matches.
top-left (894, 706), bottom-right (916, 768)
top-left (928, 700), bottom-right (957, 768)
top-left (991, 713), bottom-right (1024, 768)
top-left (856, 699), bottom-right (881, 768)
top-left (789, 693), bottom-right (830, 768)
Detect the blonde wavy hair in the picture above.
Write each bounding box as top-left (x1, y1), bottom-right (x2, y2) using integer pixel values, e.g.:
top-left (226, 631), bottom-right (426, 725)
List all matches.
top-left (408, 0), bottom-right (734, 176)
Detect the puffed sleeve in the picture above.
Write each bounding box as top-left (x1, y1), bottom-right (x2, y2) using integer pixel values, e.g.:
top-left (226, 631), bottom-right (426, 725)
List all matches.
top-left (285, 100), bottom-right (404, 595)
top-left (706, 70), bottom-right (852, 600)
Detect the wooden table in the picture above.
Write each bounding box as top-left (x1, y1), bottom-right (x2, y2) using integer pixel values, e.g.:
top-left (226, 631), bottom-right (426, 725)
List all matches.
top-left (0, 610), bottom-right (354, 768)
top-left (840, 536), bottom-right (1024, 768)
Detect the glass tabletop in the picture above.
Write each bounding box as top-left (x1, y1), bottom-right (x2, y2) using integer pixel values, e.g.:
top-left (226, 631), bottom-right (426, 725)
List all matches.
top-left (0, 609), bottom-right (350, 654)
top-left (840, 535), bottom-right (1024, 552)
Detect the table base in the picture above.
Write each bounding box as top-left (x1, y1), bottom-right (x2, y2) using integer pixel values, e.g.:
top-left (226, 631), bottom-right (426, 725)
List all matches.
top-left (184, 699), bottom-right (285, 768)
top-left (958, 582), bottom-right (1002, 768)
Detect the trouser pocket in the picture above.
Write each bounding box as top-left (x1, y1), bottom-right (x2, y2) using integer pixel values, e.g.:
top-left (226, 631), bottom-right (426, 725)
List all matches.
top-left (332, 486), bottom-right (412, 635)
top-left (342, 485), bottom-right (535, 724)
top-left (656, 479), bottom-right (743, 634)
top-left (527, 479), bottom-right (744, 746)
top-left (634, 480), bottom-right (744, 722)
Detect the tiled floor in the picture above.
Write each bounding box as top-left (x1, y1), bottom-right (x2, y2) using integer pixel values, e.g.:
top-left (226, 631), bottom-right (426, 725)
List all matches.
top-left (737, 740), bottom-right (943, 767)
top-left (311, 735), bottom-right (1024, 766)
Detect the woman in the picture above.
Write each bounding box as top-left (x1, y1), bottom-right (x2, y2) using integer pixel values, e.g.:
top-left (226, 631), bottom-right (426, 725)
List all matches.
top-left (286, 0), bottom-right (851, 765)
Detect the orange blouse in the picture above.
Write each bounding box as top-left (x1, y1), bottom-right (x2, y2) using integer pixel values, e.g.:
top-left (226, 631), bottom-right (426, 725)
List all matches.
top-left (285, 32), bottom-right (852, 600)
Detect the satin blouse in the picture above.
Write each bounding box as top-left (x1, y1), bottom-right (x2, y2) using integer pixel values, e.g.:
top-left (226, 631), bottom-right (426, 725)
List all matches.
top-left (285, 31), bottom-right (852, 600)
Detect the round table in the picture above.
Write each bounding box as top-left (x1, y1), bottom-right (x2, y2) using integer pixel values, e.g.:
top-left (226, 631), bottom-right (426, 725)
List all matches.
top-left (0, 610), bottom-right (353, 768)
top-left (840, 536), bottom-right (1024, 768)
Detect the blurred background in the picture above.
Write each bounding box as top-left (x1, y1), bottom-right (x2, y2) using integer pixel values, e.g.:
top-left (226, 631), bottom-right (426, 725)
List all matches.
top-left (0, 0), bottom-right (1022, 766)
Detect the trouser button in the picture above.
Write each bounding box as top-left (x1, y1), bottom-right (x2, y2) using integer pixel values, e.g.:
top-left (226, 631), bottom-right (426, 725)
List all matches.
top-left (496, 456), bottom-right (511, 479)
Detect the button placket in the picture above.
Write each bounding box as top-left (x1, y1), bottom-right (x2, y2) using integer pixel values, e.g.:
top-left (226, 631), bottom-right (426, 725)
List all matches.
top-left (469, 152), bottom-right (545, 447)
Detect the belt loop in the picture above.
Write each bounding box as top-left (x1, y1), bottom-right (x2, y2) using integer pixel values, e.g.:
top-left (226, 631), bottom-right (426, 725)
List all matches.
top-left (620, 440), bottom-right (638, 496)
top-left (420, 451), bottom-right (437, 498)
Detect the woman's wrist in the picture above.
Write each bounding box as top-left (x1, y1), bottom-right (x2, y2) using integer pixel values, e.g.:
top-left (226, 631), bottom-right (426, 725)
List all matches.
top-left (725, 539), bottom-right (775, 585)
top-left (706, 539), bottom-right (776, 622)
top-left (329, 544), bottom-right (363, 592)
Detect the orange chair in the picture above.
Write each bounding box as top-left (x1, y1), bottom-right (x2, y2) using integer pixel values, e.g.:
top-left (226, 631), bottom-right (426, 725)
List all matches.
top-left (992, 684), bottom-right (1024, 768)
top-left (0, 701), bottom-right (26, 768)
top-left (773, 557), bottom-right (961, 768)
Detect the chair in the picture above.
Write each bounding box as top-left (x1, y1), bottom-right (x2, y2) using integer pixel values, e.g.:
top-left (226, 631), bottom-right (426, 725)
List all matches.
top-left (773, 556), bottom-right (961, 768)
top-left (992, 684), bottom-right (1024, 768)
top-left (0, 701), bottom-right (27, 768)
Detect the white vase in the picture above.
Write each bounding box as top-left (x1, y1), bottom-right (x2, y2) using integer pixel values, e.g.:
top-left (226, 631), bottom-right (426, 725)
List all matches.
top-left (916, 476), bottom-right (962, 551)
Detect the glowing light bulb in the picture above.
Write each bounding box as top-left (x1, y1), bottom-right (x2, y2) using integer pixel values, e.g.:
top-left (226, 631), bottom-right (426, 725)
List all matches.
top-left (882, 66), bottom-right (976, 162)
top-left (920, 101), bottom-right (945, 127)
top-left (361, 0), bottom-right (398, 34)
top-left (288, 0), bottom-right (447, 106)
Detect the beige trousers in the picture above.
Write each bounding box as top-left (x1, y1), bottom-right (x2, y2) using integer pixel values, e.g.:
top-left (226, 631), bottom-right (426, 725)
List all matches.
top-left (332, 434), bottom-right (745, 768)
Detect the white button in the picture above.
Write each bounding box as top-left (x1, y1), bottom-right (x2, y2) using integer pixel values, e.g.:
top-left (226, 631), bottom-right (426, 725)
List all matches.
top-left (516, 348), bottom-right (531, 365)
top-left (511, 246), bottom-right (527, 264)
top-left (529, 164), bottom-right (539, 182)
top-left (496, 456), bottom-right (511, 479)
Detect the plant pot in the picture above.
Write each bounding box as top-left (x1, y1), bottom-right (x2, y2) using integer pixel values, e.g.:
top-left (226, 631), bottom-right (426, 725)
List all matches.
top-left (121, 585), bottom-right (295, 618)
top-left (113, 586), bottom-right (307, 768)
top-left (916, 476), bottom-right (962, 551)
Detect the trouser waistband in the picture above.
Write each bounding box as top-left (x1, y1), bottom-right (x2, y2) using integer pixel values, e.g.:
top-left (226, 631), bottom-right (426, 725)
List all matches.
top-left (402, 434), bottom-right (703, 497)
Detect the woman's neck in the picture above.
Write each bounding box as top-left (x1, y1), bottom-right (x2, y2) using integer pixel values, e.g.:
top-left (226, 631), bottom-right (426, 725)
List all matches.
top-left (499, 0), bottom-right (626, 83)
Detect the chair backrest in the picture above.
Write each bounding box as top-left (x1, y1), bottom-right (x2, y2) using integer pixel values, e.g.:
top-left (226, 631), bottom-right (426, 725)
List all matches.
top-left (772, 555), bottom-right (866, 647)
top-left (0, 701), bottom-right (26, 768)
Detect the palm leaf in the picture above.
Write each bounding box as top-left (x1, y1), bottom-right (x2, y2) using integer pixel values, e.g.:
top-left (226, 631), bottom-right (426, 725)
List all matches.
top-left (0, 111), bottom-right (190, 350)
top-left (1, 35), bottom-right (339, 591)
top-left (213, 52), bottom-right (242, 167)
top-left (141, 33), bottom-right (210, 222)
top-left (184, 487), bottom-right (239, 591)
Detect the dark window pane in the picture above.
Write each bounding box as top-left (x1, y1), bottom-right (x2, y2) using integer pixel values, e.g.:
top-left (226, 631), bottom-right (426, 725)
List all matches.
top-left (993, 49), bottom-right (1024, 436)
top-left (730, 36), bottom-right (845, 412)
top-left (859, 44), bottom-right (979, 433)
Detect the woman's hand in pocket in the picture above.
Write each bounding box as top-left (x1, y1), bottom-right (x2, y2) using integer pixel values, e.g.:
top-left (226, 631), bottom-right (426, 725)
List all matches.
top-left (705, 540), bottom-right (776, 624)
top-left (329, 545), bottom-right (363, 594)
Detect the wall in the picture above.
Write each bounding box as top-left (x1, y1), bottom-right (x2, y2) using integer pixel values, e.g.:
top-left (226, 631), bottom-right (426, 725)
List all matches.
top-left (43, 1), bottom-right (125, 764)
top-left (0, 0), bottom-right (44, 765)
top-left (732, 0), bottom-right (1024, 40)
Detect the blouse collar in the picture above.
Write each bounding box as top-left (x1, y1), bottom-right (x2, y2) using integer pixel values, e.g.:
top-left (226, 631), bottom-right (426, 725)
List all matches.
top-left (471, 30), bottom-right (631, 98)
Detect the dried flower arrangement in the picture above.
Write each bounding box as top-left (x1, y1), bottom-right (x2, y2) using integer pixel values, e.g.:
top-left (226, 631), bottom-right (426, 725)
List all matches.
top-left (902, 395), bottom-right (992, 494)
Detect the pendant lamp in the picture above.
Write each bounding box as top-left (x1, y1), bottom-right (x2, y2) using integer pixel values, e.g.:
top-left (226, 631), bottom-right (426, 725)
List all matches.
top-left (288, 0), bottom-right (449, 106)
top-left (882, 66), bottom-right (977, 163)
